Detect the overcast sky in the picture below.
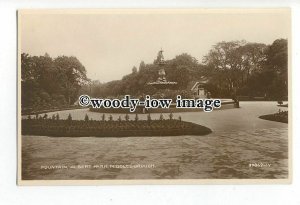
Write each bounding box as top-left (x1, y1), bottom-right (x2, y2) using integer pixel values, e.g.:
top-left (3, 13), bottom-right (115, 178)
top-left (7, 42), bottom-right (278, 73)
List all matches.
top-left (20, 9), bottom-right (290, 82)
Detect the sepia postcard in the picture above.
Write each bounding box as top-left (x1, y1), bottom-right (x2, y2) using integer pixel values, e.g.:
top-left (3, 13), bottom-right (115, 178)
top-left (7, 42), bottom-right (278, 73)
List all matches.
top-left (17, 9), bottom-right (292, 185)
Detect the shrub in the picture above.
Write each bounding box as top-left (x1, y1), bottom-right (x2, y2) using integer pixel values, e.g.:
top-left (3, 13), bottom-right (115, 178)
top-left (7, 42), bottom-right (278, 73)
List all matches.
top-left (67, 113), bottom-right (72, 121)
top-left (159, 113), bottom-right (164, 121)
top-left (84, 114), bottom-right (89, 121)
top-left (43, 114), bottom-right (48, 119)
top-left (169, 113), bottom-right (173, 120)
top-left (125, 114), bottom-right (130, 121)
top-left (39, 91), bottom-right (51, 102)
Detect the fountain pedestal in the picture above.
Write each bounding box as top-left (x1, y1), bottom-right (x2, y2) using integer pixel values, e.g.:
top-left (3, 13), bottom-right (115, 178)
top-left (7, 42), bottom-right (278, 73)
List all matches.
top-left (147, 49), bottom-right (177, 90)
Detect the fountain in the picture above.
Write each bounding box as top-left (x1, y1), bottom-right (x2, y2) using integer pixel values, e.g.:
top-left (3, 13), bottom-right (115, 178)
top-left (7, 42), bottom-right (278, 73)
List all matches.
top-left (147, 49), bottom-right (178, 89)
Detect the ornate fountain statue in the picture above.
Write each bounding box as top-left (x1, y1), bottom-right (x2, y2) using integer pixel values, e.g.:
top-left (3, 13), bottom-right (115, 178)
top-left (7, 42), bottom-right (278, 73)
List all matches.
top-left (148, 49), bottom-right (177, 89)
top-left (157, 49), bottom-right (166, 82)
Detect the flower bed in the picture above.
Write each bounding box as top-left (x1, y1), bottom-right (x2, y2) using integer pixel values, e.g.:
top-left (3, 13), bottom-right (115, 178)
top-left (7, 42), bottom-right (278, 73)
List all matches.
top-left (22, 118), bottom-right (212, 137)
top-left (259, 111), bottom-right (288, 123)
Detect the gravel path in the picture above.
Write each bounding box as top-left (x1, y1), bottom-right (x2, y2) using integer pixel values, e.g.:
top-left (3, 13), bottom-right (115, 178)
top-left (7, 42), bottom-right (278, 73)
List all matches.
top-left (21, 101), bottom-right (289, 180)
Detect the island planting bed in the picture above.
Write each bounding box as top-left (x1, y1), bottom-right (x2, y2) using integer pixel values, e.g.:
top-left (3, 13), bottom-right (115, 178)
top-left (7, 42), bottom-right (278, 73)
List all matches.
top-left (22, 118), bottom-right (212, 137)
top-left (259, 111), bottom-right (288, 123)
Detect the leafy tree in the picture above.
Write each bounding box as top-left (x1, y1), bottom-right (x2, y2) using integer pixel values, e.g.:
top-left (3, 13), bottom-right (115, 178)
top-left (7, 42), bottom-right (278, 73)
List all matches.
top-left (202, 39), bottom-right (287, 99)
top-left (21, 53), bottom-right (89, 111)
top-left (265, 39), bottom-right (288, 99)
top-left (54, 56), bottom-right (89, 104)
top-left (22, 39), bottom-right (288, 107)
top-left (245, 39), bottom-right (287, 99)
top-left (132, 66), bottom-right (137, 74)
top-left (239, 43), bottom-right (267, 83)
top-left (203, 41), bottom-right (245, 96)
top-left (85, 52), bottom-right (205, 98)
top-left (139, 61), bottom-right (146, 72)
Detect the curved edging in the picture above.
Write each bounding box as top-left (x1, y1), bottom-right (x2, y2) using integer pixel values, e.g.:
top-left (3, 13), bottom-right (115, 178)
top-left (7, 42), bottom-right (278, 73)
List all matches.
top-left (259, 111), bottom-right (288, 124)
top-left (22, 119), bottom-right (212, 137)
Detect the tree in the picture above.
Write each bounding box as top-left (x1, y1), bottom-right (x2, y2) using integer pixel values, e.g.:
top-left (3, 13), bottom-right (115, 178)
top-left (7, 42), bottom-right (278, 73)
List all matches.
top-left (21, 53), bottom-right (38, 83)
top-left (203, 41), bottom-right (270, 98)
top-left (86, 52), bottom-right (205, 98)
top-left (21, 53), bottom-right (89, 111)
top-left (203, 41), bottom-right (245, 96)
top-left (54, 56), bottom-right (89, 104)
top-left (240, 39), bottom-right (287, 99)
top-left (166, 53), bottom-right (202, 89)
top-left (239, 43), bottom-right (267, 83)
top-left (132, 66), bottom-right (137, 74)
top-left (264, 39), bottom-right (288, 99)
top-left (139, 61), bottom-right (146, 72)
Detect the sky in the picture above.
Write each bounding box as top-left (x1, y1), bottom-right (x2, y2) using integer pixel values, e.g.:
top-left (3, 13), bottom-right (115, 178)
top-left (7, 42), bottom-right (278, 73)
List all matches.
top-left (20, 9), bottom-right (290, 82)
